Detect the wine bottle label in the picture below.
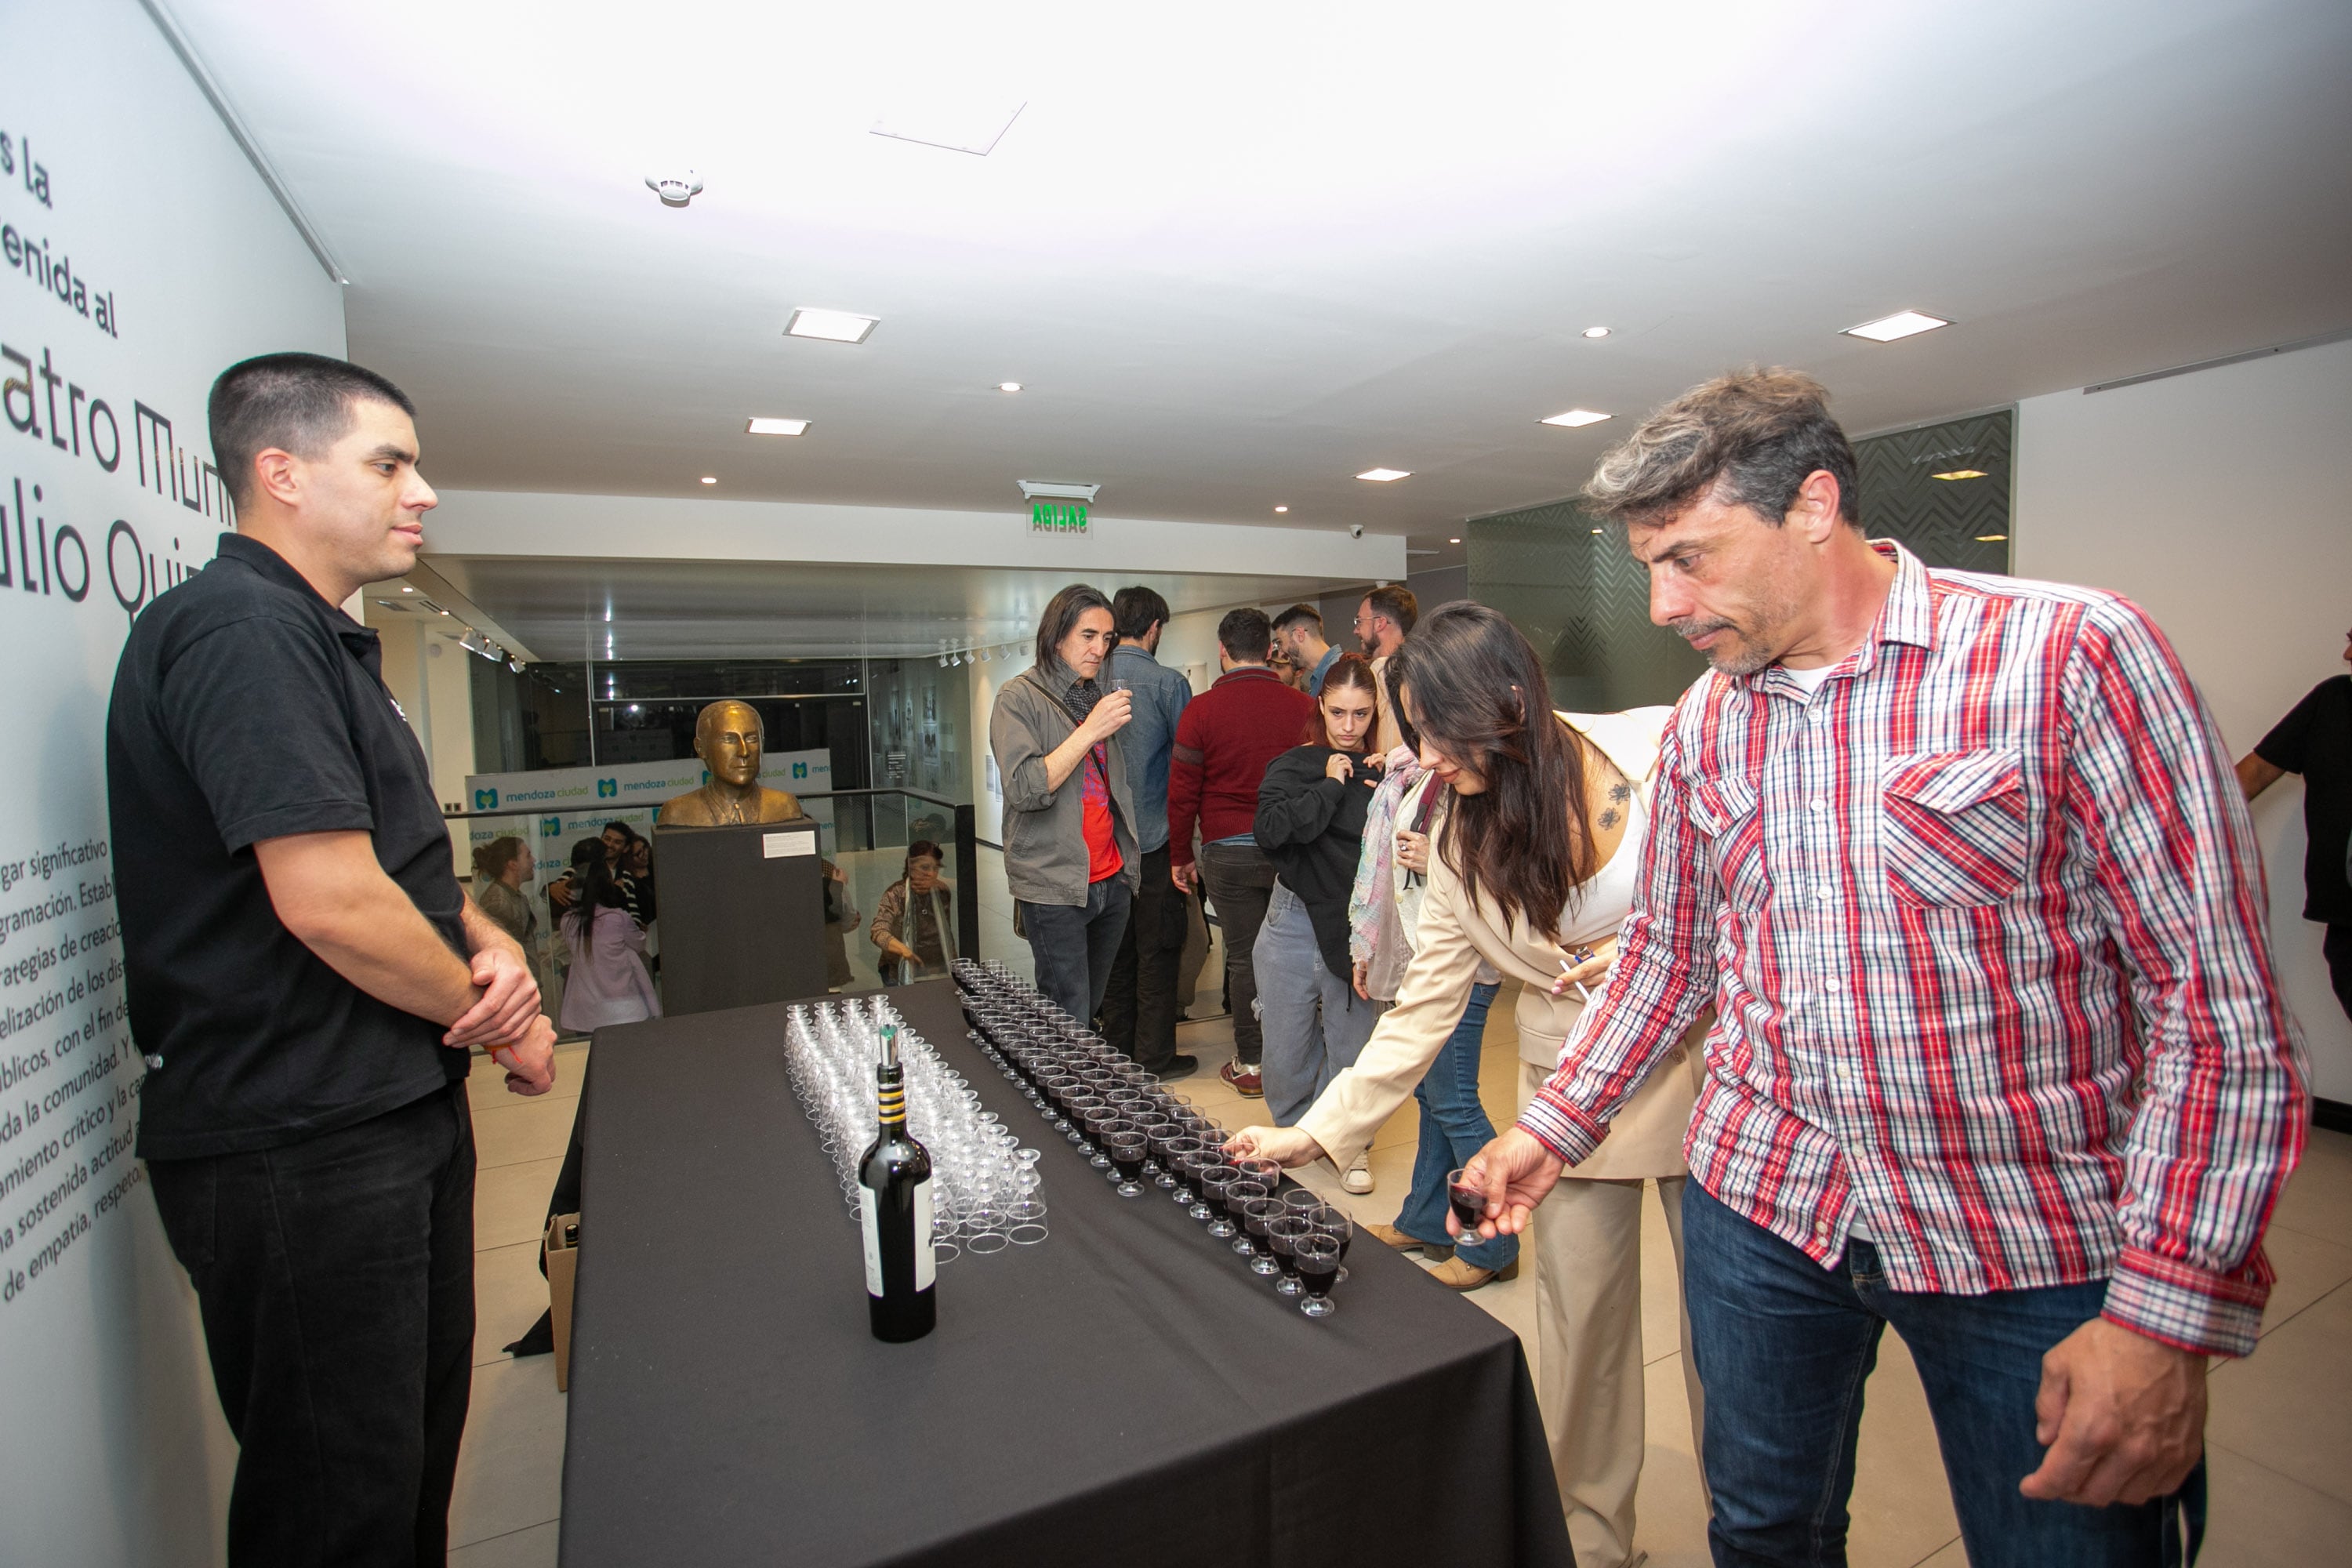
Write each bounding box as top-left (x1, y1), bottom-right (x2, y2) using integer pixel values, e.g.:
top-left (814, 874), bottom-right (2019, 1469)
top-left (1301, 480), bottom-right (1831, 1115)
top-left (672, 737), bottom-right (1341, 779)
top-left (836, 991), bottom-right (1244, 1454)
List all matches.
top-left (858, 1177), bottom-right (936, 1296)
top-left (860, 1190), bottom-right (884, 1297)
top-left (913, 1177), bottom-right (935, 1291)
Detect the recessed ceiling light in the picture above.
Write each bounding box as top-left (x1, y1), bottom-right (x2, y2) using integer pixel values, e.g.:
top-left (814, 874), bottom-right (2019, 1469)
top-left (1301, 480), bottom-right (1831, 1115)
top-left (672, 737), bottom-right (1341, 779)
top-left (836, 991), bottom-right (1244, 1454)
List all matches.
top-left (1448, 537), bottom-right (1461, 544)
top-left (1273, 505), bottom-right (1289, 514)
top-left (1356, 467), bottom-right (1410, 482)
top-left (786, 307), bottom-right (880, 343)
top-left (699, 476), bottom-right (717, 485)
top-left (1541, 409), bottom-right (1612, 428)
top-left (401, 586), bottom-right (413, 593)
top-left (1590, 527), bottom-right (1604, 535)
top-left (997, 382), bottom-right (1022, 393)
top-left (1843, 310), bottom-right (1949, 343)
top-left (1975, 533), bottom-right (2009, 542)
top-left (1581, 326), bottom-right (1610, 339)
top-left (1931, 468), bottom-right (1987, 481)
top-left (747, 417), bottom-right (810, 436)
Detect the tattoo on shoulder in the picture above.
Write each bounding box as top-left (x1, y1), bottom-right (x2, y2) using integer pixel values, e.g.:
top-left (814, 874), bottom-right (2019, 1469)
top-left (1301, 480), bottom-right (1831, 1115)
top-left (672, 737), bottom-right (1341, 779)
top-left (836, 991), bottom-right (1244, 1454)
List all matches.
top-left (1598, 808), bottom-right (1621, 830)
top-left (1609, 782), bottom-right (1632, 804)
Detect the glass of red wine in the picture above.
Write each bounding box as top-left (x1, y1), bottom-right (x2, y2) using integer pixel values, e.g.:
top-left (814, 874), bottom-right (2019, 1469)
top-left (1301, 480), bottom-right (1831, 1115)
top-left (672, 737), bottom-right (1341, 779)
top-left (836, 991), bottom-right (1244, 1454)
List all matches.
top-left (1223, 1179), bottom-right (1269, 1254)
top-left (1102, 1122), bottom-right (1149, 1198)
top-left (1296, 1233), bottom-right (1342, 1318)
top-left (1308, 1203), bottom-right (1354, 1285)
top-left (1268, 1214), bottom-right (1314, 1295)
top-left (1241, 1196), bottom-right (1285, 1276)
top-left (1198, 1164), bottom-right (1243, 1235)
top-left (1447, 1167), bottom-right (1490, 1242)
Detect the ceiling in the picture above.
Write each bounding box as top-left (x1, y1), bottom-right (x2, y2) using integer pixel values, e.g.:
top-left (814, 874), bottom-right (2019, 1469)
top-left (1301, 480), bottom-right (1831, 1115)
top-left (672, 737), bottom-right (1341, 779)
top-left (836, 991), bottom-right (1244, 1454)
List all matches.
top-left (169, 0), bottom-right (2352, 548)
top-left (395, 557), bottom-right (1349, 662)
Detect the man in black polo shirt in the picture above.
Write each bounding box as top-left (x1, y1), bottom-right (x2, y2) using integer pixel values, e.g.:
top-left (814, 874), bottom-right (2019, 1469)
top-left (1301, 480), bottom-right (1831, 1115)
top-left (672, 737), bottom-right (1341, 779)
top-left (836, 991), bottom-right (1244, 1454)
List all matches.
top-left (107, 353), bottom-right (556, 1567)
top-left (2241, 625), bottom-right (2352, 1023)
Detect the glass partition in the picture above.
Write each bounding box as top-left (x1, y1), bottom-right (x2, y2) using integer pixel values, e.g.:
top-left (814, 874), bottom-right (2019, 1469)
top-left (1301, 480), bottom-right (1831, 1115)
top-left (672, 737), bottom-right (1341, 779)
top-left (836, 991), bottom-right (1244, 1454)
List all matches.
top-left (440, 788), bottom-right (984, 1024)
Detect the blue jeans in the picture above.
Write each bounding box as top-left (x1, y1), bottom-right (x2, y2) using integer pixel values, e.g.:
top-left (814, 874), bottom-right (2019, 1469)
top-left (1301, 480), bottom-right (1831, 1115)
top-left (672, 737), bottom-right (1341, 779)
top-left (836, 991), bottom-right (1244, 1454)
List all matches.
top-left (1020, 875), bottom-right (1132, 1026)
top-left (1683, 1182), bottom-right (2202, 1568)
top-left (1395, 981), bottom-right (1515, 1271)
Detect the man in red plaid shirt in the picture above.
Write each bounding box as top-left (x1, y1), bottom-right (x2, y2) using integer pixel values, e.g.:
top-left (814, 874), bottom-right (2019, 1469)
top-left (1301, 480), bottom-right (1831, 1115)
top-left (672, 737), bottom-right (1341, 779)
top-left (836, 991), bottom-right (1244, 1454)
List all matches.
top-left (1460, 369), bottom-right (2307, 1566)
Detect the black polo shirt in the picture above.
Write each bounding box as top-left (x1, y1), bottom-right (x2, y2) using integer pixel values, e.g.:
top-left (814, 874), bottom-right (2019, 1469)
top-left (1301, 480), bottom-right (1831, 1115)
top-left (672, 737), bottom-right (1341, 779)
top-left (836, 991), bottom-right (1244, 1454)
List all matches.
top-left (2256, 673), bottom-right (2352, 925)
top-left (107, 533), bottom-right (468, 1160)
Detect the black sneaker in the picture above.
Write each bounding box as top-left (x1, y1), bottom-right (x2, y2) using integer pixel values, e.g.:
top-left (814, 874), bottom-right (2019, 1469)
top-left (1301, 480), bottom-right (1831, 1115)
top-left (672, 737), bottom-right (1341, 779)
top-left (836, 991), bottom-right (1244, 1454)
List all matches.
top-left (1152, 1054), bottom-right (1200, 1083)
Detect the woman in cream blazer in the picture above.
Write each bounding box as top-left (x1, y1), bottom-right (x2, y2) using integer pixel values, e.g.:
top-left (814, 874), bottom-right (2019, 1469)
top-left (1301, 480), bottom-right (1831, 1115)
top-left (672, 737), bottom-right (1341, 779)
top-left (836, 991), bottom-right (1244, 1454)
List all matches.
top-left (1232, 606), bottom-right (1706, 1568)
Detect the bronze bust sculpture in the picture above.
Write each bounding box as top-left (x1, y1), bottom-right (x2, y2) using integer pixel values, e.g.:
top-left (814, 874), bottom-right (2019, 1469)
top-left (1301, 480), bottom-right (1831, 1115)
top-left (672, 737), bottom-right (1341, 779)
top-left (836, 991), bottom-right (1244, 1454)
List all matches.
top-left (656, 700), bottom-right (805, 826)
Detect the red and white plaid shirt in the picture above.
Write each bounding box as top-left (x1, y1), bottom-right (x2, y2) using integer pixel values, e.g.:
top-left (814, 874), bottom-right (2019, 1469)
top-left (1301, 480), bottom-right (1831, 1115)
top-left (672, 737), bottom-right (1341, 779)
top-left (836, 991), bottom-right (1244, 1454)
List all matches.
top-left (1521, 543), bottom-right (2307, 1358)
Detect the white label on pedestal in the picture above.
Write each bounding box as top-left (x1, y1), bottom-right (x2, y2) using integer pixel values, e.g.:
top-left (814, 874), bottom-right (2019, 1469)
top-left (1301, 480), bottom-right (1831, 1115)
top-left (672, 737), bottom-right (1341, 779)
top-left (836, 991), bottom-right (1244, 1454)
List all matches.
top-left (763, 830), bottom-right (815, 858)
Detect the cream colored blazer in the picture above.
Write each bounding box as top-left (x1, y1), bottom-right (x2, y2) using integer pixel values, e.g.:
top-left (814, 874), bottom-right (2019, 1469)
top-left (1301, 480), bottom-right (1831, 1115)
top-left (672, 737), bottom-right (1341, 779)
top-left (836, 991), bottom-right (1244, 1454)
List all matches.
top-left (1295, 710), bottom-right (1703, 1181)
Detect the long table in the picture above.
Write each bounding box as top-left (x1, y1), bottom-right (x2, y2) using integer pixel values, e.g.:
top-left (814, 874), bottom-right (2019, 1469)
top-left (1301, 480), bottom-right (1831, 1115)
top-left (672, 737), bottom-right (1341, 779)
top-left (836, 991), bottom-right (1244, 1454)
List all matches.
top-left (559, 978), bottom-right (1571, 1567)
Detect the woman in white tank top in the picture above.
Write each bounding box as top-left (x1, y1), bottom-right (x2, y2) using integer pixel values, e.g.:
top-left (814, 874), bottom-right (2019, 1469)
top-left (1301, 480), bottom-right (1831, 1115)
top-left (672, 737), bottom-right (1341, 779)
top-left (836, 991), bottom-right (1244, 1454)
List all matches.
top-left (1231, 604), bottom-right (1705, 1568)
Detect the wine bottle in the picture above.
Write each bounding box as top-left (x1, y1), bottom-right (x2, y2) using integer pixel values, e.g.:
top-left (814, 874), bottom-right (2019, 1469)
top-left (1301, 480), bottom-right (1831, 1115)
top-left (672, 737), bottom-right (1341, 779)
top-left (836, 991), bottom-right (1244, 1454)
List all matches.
top-left (858, 1024), bottom-right (936, 1342)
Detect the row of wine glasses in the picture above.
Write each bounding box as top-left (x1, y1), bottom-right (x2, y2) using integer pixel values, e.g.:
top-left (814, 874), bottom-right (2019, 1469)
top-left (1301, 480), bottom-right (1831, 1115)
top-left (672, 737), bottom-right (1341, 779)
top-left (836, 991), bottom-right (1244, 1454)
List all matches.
top-left (780, 992), bottom-right (1048, 1258)
top-left (952, 960), bottom-right (1349, 1317)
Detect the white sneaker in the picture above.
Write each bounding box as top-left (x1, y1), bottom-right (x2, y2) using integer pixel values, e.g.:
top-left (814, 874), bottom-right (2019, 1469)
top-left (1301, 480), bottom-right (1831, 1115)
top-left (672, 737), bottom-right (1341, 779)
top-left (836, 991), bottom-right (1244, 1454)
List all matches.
top-left (1342, 1152), bottom-right (1374, 1194)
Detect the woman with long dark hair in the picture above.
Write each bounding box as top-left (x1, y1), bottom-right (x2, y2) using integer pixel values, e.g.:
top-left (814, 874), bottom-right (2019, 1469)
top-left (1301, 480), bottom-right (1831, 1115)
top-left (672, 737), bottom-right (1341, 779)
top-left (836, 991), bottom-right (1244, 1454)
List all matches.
top-left (1250, 654), bottom-right (1386, 1185)
top-left (1230, 603), bottom-right (1704, 1568)
top-left (557, 835), bottom-right (659, 1035)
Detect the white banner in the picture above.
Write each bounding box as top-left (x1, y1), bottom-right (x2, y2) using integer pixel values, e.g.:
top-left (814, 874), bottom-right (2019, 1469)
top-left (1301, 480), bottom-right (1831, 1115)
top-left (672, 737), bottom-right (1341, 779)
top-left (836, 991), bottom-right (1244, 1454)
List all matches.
top-left (1, 1), bottom-right (349, 1559)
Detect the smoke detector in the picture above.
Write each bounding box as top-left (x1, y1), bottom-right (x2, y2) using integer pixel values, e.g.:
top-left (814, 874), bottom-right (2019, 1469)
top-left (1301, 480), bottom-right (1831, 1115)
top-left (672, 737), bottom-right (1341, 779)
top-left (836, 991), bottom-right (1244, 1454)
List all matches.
top-left (645, 171), bottom-right (703, 207)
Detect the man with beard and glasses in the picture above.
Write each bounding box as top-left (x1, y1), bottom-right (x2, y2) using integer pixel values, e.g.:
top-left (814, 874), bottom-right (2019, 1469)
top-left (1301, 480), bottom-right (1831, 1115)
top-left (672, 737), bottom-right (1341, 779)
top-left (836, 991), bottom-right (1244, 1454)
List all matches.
top-left (1455, 367), bottom-right (2305, 1567)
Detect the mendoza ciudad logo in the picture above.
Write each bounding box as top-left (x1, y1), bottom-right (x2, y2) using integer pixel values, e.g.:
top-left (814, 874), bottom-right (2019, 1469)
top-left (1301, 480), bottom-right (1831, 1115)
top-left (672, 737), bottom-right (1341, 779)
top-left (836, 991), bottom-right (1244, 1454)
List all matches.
top-left (473, 788), bottom-right (499, 810)
top-left (597, 778), bottom-right (619, 799)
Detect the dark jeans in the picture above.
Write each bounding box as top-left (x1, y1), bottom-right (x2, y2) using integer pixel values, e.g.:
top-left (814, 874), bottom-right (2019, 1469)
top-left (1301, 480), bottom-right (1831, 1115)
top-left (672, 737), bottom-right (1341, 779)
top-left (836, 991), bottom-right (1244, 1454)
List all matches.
top-left (148, 1082), bottom-right (477, 1568)
top-left (1196, 838), bottom-right (1277, 1065)
top-left (1396, 981), bottom-right (1515, 1270)
top-left (1021, 874), bottom-right (1132, 1025)
top-left (1683, 1181), bottom-right (2200, 1568)
top-left (1101, 844), bottom-right (1186, 1071)
top-left (2325, 923), bottom-right (2352, 1025)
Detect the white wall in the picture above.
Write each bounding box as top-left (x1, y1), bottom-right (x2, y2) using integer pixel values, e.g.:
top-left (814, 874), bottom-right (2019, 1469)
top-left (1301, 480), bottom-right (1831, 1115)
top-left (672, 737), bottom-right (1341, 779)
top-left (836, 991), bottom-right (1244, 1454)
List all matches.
top-left (375, 614), bottom-right (482, 811)
top-left (2015, 337), bottom-right (2352, 1102)
top-left (0, 2), bottom-right (348, 1561)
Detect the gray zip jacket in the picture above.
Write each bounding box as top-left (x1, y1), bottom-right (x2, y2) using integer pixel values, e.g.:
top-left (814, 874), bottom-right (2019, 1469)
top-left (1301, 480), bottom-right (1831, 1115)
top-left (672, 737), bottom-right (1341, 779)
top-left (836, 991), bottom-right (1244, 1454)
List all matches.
top-left (989, 665), bottom-right (1142, 907)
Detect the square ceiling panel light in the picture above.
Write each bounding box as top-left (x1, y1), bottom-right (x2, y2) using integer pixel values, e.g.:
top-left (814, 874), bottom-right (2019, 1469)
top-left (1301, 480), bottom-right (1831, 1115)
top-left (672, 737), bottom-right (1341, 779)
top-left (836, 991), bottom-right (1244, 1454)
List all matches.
top-left (1540, 408), bottom-right (1612, 428)
top-left (871, 100), bottom-right (1026, 157)
top-left (786, 307), bottom-right (880, 343)
top-left (1356, 467), bottom-right (1411, 482)
top-left (1842, 310), bottom-right (1950, 343)
top-left (746, 417), bottom-right (810, 436)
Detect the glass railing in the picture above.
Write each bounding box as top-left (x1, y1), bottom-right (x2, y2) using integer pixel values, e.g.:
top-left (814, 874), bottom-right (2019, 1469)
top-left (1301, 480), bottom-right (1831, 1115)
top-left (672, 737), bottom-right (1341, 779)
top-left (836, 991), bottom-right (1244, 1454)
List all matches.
top-left (439, 787), bottom-right (986, 1021)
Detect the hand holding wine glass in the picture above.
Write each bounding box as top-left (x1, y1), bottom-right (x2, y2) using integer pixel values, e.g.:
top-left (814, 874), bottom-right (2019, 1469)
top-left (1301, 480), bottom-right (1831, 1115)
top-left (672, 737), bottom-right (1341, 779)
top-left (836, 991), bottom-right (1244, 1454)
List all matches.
top-left (1451, 1127), bottom-right (1570, 1240)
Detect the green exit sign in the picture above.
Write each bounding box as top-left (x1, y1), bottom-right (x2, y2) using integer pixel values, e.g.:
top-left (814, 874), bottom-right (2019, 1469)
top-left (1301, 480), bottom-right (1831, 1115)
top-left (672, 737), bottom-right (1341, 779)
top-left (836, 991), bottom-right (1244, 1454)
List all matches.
top-left (1031, 500), bottom-right (1088, 533)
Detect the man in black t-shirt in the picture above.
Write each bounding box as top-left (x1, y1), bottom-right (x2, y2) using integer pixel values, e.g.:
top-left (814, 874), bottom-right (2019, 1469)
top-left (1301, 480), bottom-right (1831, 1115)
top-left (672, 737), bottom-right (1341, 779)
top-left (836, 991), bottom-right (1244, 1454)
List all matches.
top-left (2240, 626), bottom-right (2352, 1023)
top-left (107, 353), bottom-right (556, 1568)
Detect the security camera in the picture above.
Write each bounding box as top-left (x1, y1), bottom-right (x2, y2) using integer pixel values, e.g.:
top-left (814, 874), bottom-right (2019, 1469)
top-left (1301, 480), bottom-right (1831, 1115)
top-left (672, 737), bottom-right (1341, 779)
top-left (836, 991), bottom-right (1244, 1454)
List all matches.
top-left (1348, 524), bottom-right (1364, 539)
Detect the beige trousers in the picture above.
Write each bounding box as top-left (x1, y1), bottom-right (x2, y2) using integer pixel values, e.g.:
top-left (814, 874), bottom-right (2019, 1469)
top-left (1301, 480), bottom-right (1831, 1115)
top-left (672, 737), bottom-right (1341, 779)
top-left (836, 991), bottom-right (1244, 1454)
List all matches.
top-left (1519, 1061), bottom-right (1708, 1568)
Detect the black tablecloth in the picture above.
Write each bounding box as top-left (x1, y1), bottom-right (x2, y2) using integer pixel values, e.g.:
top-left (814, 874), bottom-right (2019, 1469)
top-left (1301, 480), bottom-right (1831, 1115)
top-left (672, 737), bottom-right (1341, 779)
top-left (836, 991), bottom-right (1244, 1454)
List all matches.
top-left (560, 978), bottom-right (1570, 1568)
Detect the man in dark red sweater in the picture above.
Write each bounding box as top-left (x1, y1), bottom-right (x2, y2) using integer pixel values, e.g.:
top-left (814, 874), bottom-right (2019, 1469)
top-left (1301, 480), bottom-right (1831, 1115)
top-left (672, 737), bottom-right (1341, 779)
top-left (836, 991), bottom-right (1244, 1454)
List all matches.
top-left (1169, 607), bottom-right (1316, 1094)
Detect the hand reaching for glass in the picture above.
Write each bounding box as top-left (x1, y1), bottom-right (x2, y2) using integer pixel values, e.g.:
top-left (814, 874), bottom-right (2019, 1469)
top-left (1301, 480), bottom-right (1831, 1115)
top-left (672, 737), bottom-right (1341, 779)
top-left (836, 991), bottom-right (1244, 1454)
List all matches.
top-left (1222, 1123), bottom-right (1327, 1168)
top-left (1449, 1127), bottom-right (1569, 1242)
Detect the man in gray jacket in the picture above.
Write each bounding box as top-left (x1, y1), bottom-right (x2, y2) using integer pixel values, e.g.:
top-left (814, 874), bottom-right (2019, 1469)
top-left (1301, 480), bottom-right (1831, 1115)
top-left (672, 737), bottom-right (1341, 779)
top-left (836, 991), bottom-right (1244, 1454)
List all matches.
top-left (989, 584), bottom-right (1141, 1022)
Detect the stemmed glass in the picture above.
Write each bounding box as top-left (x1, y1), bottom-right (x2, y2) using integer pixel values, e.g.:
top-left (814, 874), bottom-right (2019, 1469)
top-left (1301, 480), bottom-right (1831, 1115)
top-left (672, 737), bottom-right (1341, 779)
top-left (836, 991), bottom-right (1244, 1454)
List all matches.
top-left (1296, 1234), bottom-right (1342, 1317)
top-left (1308, 1203), bottom-right (1354, 1285)
top-left (1240, 1196), bottom-right (1285, 1276)
top-left (1268, 1214), bottom-right (1314, 1295)
top-left (1198, 1164), bottom-right (1242, 1235)
top-left (1222, 1178), bottom-right (1267, 1252)
top-left (1102, 1121), bottom-right (1150, 1198)
top-left (1163, 1137), bottom-right (1205, 1207)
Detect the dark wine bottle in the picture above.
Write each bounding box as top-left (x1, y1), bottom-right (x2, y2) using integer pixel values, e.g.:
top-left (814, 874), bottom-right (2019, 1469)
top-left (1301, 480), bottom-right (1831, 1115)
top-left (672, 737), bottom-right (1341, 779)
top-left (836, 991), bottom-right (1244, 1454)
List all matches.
top-left (858, 1025), bottom-right (936, 1342)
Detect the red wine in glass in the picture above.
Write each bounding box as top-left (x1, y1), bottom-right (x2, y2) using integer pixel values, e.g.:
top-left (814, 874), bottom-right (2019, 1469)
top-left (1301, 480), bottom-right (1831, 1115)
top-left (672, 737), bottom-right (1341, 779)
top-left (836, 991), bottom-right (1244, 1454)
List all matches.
top-left (1269, 1215), bottom-right (1312, 1296)
top-left (1242, 1197), bottom-right (1283, 1276)
top-left (1446, 1167), bottom-right (1488, 1239)
top-left (1297, 1235), bottom-right (1341, 1318)
top-left (1199, 1165), bottom-right (1241, 1234)
top-left (1223, 1179), bottom-right (1268, 1254)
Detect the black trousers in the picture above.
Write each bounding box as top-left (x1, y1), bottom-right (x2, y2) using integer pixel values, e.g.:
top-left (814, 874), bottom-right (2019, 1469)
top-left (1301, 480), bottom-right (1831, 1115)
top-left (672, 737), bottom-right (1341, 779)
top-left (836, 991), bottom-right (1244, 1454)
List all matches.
top-left (148, 1082), bottom-right (477, 1568)
top-left (1196, 839), bottom-right (1278, 1065)
top-left (1100, 844), bottom-right (1188, 1071)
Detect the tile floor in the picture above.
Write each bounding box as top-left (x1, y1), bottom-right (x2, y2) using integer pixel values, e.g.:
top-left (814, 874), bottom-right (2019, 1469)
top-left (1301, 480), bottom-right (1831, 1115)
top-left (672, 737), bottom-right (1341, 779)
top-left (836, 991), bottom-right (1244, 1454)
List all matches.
top-left (446, 996), bottom-right (2352, 1567)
